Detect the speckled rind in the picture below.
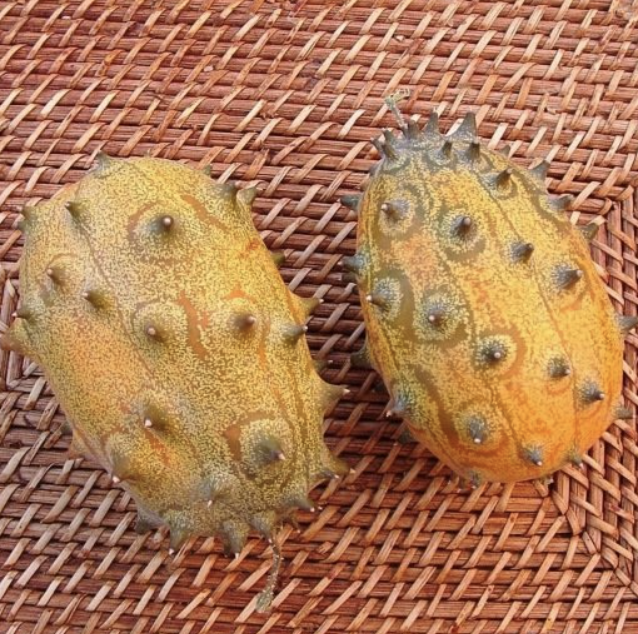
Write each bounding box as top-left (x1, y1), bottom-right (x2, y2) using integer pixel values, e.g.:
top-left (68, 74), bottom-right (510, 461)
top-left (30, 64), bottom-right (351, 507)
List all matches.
top-left (351, 113), bottom-right (627, 483)
top-left (4, 156), bottom-right (347, 606)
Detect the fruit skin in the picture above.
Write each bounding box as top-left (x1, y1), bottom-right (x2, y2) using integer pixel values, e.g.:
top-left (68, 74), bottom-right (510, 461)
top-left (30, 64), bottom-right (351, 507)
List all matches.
top-left (3, 155), bottom-right (347, 609)
top-left (345, 110), bottom-right (634, 484)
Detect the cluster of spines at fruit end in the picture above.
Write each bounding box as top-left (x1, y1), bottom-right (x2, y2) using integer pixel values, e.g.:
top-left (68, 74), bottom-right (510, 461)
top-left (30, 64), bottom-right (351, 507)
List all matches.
top-left (340, 104), bottom-right (636, 483)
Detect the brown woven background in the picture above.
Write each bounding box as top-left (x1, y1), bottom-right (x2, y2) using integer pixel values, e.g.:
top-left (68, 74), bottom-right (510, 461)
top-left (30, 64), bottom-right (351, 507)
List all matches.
top-left (1, 1), bottom-right (638, 632)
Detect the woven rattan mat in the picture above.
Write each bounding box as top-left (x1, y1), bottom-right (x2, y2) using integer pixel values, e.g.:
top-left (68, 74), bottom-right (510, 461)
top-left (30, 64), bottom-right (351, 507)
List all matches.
top-left (1, 1), bottom-right (638, 633)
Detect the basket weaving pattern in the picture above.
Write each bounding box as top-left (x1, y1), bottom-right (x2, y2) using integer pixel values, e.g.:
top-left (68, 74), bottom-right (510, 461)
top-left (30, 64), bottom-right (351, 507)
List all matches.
top-left (1, 1), bottom-right (638, 632)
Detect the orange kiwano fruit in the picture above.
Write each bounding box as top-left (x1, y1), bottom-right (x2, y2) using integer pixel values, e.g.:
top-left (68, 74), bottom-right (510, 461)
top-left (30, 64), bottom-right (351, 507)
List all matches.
top-left (343, 110), bottom-right (636, 484)
top-left (2, 155), bottom-right (348, 609)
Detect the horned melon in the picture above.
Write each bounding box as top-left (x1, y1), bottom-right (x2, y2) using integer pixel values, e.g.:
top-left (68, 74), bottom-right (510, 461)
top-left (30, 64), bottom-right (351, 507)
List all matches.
top-left (2, 155), bottom-right (348, 608)
top-left (343, 105), bottom-right (635, 484)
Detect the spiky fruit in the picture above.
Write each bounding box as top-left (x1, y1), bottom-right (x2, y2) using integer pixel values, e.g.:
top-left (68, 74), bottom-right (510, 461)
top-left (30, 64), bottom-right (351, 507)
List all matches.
top-left (345, 108), bottom-right (634, 484)
top-left (2, 155), bottom-right (348, 609)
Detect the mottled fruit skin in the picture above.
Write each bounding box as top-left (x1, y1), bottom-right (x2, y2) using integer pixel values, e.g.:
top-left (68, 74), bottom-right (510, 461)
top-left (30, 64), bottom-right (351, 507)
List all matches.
top-left (345, 112), bottom-right (635, 484)
top-left (3, 156), bottom-right (347, 608)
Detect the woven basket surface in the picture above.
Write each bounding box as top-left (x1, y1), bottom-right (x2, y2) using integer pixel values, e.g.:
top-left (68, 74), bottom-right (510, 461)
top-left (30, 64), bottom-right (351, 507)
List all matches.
top-left (1, 1), bottom-right (638, 632)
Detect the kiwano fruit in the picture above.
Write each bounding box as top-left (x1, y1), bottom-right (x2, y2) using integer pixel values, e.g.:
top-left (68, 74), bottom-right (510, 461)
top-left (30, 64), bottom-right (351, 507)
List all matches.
top-left (342, 107), bottom-right (636, 484)
top-left (2, 155), bottom-right (348, 608)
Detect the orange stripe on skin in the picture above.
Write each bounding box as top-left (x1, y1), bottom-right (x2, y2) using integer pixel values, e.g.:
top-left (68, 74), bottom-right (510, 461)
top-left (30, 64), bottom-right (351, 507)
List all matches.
top-left (182, 194), bottom-right (229, 232)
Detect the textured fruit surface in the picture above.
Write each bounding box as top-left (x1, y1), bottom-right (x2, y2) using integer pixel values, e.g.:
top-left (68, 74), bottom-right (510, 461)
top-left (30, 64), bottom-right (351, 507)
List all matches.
top-left (3, 156), bottom-right (347, 608)
top-left (346, 110), bottom-right (632, 484)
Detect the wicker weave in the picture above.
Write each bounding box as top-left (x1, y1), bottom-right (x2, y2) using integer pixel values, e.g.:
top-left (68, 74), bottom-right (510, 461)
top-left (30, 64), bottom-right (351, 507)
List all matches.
top-left (1, 1), bottom-right (638, 632)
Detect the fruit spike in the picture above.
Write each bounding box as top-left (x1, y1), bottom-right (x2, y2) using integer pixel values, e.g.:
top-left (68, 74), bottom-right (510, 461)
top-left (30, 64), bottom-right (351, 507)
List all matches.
top-left (235, 313), bottom-right (257, 331)
top-left (145, 323), bottom-right (162, 340)
top-left (451, 112), bottom-right (477, 140)
top-left (371, 138), bottom-right (385, 156)
top-left (159, 215), bottom-right (174, 231)
top-left (382, 129), bottom-right (399, 160)
top-left (342, 253), bottom-right (366, 275)
top-left (21, 205), bottom-right (36, 221)
top-left (581, 382), bottom-right (606, 404)
top-left (387, 393), bottom-right (408, 418)
top-left (169, 526), bottom-right (190, 553)
top-left (579, 222), bottom-right (600, 242)
top-left (0, 328), bottom-right (27, 354)
top-left (366, 289), bottom-right (391, 309)
top-left (551, 194), bottom-right (574, 211)
top-left (467, 417), bottom-right (488, 445)
top-left (381, 201), bottom-right (406, 221)
top-left (426, 306), bottom-right (446, 327)
top-left (440, 140), bottom-right (453, 159)
top-left (615, 406), bottom-right (633, 420)
top-left (221, 182), bottom-right (238, 197)
top-left (256, 436), bottom-right (286, 464)
top-left (548, 357), bottom-right (571, 379)
top-left (617, 314), bottom-right (638, 335)
top-left (81, 289), bottom-right (107, 309)
top-left (512, 241), bottom-right (535, 262)
top-left (297, 296), bottom-right (322, 320)
top-left (283, 492), bottom-right (315, 512)
top-left (237, 186), bottom-right (257, 207)
top-left (220, 519), bottom-right (250, 556)
top-left (134, 511), bottom-right (157, 535)
top-left (271, 251), bottom-right (285, 268)
top-left (341, 194), bottom-right (361, 212)
top-left (65, 201), bottom-right (85, 219)
top-left (524, 446), bottom-right (544, 467)
top-left (424, 112), bottom-right (440, 137)
top-left (495, 168), bottom-right (513, 189)
top-left (530, 160), bottom-right (550, 181)
top-left (405, 119), bottom-right (422, 140)
top-left (95, 151), bottom-right (111, 169)
top-left (468, 471), bottom-right (482, 489)
top-left (9, 156), bottom-right (346, 610)
top-left (466, 141), bottom-right (481, 162)
top-left (16, 307), bottom-right (33, 320)
top-left (480, 341), bottom-right (506, 365)
top-left (350, 101), bottom-right (625, 482)
top-left (452, 215), bottom-right (473, 237)
top-left (569, 450), bottom-right (584, 468)
top-left (283, 323), bottom-right (308, 343)
top-left (556, 267), bottom-right (583, 289)
top-left (319, 383), bottom-right (349, 411)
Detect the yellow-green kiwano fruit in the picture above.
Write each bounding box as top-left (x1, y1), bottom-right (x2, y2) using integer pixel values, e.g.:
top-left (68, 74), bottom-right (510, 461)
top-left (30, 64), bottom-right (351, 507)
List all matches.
top-left (3, 155), bottom-right (348, 609)
top-left (343, 108), bottom-right (636, 485)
